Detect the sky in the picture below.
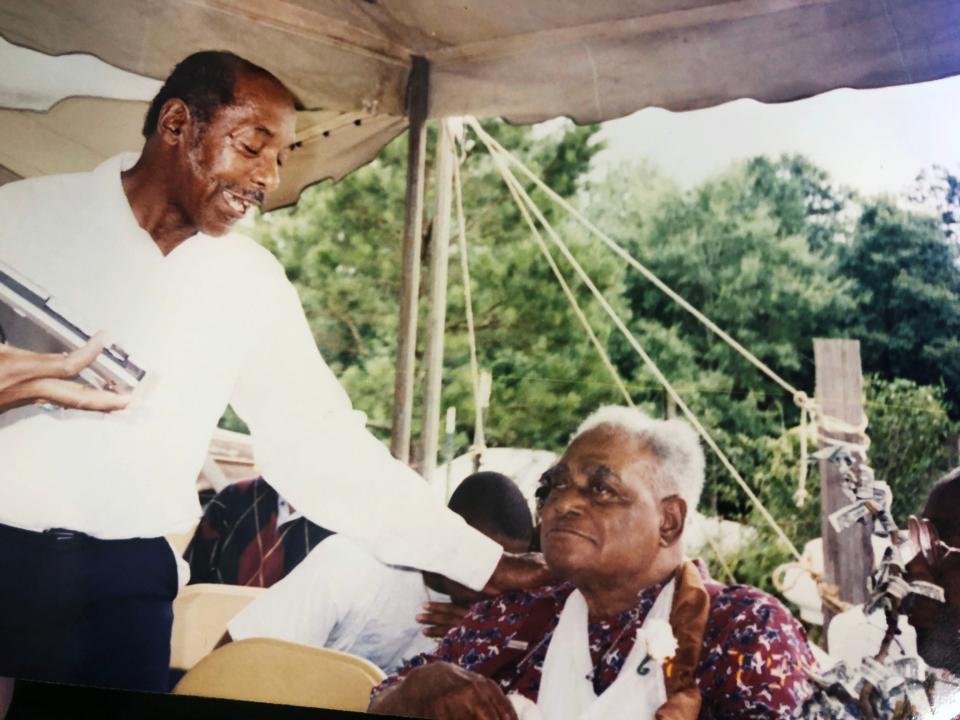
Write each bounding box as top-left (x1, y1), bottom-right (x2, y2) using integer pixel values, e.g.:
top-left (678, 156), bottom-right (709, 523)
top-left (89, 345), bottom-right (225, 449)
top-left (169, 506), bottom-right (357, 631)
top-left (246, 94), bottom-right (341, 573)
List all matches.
top-left (591, 73), bottom-right (960, 199)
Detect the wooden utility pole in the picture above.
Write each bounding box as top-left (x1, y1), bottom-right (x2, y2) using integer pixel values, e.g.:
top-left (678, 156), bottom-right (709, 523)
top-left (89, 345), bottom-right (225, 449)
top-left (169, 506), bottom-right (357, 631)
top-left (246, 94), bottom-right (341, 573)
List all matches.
top-left (390, 57), bottom-right (429, 463)
top-left (419, 119), bottom-right (456, 481)
top-left (814, 338), bottom-right (873, 639)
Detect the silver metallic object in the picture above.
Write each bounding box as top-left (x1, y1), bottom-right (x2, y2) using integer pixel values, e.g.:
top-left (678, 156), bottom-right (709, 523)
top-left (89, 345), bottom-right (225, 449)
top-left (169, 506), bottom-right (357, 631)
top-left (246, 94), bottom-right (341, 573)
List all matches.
top-left (0, 261), bottom-right (145, 392)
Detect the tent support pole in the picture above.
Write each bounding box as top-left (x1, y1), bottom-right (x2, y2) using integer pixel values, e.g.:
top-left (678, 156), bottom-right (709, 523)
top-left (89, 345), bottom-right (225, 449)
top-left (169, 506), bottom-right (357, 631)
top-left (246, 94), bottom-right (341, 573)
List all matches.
top-left (419, 119), bottom-right (456, 480)
top-left (390, 56), bottom-right (429, 464)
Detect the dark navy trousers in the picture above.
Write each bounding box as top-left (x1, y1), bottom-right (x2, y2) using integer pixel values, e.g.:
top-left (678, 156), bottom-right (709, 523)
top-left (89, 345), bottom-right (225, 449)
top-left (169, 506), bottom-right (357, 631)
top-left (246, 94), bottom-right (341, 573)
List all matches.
top-left (0, 522), bottom-right (178, 692)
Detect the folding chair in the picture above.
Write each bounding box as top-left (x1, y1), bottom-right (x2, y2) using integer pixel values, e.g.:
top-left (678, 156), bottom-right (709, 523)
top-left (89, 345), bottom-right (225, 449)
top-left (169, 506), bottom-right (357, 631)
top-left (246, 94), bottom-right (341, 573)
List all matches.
top-left (172, 638), bottom-right (386, 712)
top-left (170, 583), bottom-right (264, 671)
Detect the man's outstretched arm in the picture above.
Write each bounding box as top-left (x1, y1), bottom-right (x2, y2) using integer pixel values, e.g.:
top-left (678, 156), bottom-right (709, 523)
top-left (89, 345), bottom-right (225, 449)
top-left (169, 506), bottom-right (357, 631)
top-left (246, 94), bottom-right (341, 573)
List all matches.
top-left (229, 262), bottom-right (550, 594)
top-left (484, 552), bottom-right (552, 596)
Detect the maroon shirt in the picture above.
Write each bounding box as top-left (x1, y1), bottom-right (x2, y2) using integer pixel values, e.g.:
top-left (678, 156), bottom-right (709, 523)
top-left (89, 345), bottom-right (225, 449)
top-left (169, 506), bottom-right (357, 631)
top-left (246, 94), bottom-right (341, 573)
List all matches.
top-left (185, 477), bottom-right (331, 587)
top-left (374, 564), bottom-right (816, 719)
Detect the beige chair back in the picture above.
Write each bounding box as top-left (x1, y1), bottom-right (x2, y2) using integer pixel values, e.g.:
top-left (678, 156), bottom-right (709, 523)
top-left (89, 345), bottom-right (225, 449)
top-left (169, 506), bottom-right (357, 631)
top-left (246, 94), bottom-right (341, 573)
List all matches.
top-left (172, 638), bottom-right (386, 712)
top-left (170, 583), bottom-right (264, 670)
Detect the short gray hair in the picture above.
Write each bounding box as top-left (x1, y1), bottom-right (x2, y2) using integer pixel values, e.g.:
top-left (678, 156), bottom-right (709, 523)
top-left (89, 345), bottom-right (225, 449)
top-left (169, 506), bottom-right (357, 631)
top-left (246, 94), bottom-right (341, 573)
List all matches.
top-left (572, 406), bottom-right (705, 510)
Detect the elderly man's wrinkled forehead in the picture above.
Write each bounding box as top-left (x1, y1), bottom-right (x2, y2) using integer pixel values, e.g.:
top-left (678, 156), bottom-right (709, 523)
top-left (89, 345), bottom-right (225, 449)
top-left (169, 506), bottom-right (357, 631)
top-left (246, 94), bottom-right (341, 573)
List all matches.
top-left (550, 424), bottom-right (661, 487)
top-left (567, 423), bottom-right (654, 457)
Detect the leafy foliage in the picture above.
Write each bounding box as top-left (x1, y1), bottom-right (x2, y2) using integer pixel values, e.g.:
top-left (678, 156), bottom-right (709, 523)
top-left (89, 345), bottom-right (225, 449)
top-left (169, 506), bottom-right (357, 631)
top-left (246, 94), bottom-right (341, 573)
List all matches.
top-left (909, 164), bottom-right (960, 242)
top-left (244, 121), bottom-right (625, 452)
top-left (864, 375), bottom-right (956, 521)
top-left (707, 375), bottom-right (956, 598)
top-left (839, 200), bottom-right (960, 414)
top-left (591, 156), bottom-right (857, 518)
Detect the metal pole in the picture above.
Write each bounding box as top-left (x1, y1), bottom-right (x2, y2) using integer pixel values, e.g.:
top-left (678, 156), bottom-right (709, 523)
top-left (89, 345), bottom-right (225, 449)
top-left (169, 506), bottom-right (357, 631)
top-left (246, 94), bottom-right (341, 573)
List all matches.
top-left (419, 119), bottom-right (456, 480)
top-left (390, 56), bottom-right (429, 463)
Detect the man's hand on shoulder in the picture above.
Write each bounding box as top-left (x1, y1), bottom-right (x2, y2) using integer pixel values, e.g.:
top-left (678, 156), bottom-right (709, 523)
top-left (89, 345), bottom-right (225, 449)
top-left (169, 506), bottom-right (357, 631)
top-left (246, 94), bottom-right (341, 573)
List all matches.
top-left (0, 334), bottom-right (131, 412)
top-left (369, 662), bottom-right (518, 720)
top-left (483, 552), bottom-right (554, 596)
top-left (417, 600), bottom-right (472, 639)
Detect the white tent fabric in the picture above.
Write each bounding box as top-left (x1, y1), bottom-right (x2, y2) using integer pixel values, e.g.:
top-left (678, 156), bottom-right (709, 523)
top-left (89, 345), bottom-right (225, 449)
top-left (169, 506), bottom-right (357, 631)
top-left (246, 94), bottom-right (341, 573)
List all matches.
top-left (1, 0), bottom-right (959, 204)
top-left (432, 447), bottom-right (559, 505)
top-left (0, 92), bottom-right (405, 209)
top-left (0, 37), bottom-right (161, 112)
top-left (0, 37), bottom-right (406, 209)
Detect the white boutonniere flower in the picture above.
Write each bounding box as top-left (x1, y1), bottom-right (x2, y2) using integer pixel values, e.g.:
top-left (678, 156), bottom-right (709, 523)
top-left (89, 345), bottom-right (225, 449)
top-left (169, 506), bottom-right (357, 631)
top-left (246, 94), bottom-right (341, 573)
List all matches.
top-left (636, 619), bottom-right (678, 664)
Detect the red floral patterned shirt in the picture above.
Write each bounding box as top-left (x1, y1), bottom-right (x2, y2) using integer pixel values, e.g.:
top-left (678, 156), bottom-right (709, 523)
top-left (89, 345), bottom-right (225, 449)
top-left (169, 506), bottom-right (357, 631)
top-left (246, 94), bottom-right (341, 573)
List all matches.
top-left (373, 564), bottom-right (816, 719)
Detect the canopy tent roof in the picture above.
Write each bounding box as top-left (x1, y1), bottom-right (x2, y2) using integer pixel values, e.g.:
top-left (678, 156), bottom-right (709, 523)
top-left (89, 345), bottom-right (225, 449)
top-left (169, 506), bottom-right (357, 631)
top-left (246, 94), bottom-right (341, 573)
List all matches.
top-left (1, 0), bottom-right (959, 207)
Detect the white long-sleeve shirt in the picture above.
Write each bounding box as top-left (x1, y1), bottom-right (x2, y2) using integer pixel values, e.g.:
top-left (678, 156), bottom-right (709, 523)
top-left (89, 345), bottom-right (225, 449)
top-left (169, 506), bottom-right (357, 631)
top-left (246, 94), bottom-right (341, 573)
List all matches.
top-left (228, 534), bottom-right (444, 674)
top-left (0, 153), bottom-right (501, 590)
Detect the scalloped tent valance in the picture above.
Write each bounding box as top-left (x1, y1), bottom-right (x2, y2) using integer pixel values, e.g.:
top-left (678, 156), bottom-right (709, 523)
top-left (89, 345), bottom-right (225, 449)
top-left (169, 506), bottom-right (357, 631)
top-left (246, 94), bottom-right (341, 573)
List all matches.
top-left (1, 0), bottom-right (958, 207)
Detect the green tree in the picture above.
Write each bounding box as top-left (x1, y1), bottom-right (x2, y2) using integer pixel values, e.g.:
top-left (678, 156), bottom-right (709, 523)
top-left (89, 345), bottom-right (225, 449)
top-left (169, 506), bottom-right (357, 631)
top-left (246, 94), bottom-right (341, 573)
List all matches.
top-left (243, 120), bottom-right (624, 454)
top-left (712, 374), bottom-right (956, 594)
top-left (839, 200), bottom-right (960, 414)
top-left (744, 155), bottom-right (853, 253)
top-left (438, 120), bottom-right (631, 452)
top-left (909, 164), bottom-right (960, 242)
top-left (864, 375), bottom-right (956, 521)
top-left (589, 157), bottom-right (855, 516)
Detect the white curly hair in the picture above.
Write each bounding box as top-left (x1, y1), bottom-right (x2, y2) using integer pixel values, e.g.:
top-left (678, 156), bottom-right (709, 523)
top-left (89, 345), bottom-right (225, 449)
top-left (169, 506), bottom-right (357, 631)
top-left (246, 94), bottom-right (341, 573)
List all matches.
top-left (571, 405), bottom-right (705, 510)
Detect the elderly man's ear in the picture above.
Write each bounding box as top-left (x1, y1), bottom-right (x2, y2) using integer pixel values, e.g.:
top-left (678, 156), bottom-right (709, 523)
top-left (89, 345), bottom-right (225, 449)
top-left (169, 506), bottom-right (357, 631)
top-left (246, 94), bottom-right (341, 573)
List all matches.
top-left (659, 496), bottom-right (687, 546)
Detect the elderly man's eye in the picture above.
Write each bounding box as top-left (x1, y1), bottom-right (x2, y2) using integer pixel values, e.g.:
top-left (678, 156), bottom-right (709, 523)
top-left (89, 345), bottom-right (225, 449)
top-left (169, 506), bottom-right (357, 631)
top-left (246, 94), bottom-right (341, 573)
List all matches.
top-left (534, 484), bottom-right (550, 505)
top-left (241, 144), bottom-right (260, 156)
top-left (590, 481), bottom-right (614, 498)
top-left (536, 470), bottom-right (568, 505)
top-left (536, 478), bottom-right (560, 495)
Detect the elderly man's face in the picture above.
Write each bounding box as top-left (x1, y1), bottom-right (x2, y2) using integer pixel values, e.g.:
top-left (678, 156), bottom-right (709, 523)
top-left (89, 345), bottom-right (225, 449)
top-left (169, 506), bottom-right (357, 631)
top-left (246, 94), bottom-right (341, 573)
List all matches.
top-left (538, 426), bottom-right (672, 587)
top-left (177, 72), bottom-right (297, 236)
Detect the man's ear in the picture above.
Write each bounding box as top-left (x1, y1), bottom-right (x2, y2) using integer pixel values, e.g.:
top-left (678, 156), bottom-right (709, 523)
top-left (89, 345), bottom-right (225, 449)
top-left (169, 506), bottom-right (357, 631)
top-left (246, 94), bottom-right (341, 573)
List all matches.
top-left (157, 98), bottom-right (190, 146)
top-left (659, 496), bottom-right (687, 547)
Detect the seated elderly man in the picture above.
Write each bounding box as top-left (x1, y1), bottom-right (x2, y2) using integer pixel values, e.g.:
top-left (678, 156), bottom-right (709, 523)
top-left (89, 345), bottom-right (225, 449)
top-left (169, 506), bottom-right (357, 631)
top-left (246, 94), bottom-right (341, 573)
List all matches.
top-left (370, 406), bottom-right (816, 720)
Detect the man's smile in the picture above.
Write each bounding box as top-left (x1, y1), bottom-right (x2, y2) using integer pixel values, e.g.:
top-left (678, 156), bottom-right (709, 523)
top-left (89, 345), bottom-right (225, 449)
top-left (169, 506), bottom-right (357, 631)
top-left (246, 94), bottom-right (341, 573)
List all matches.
top-left (220, 188), bottom-right (263, 218)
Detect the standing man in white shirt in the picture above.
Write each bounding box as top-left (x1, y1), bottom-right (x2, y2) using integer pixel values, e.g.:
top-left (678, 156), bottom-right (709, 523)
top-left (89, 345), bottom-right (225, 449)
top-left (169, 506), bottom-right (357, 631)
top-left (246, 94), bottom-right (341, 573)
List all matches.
top-left (0, 51), bottom-right (547, 691)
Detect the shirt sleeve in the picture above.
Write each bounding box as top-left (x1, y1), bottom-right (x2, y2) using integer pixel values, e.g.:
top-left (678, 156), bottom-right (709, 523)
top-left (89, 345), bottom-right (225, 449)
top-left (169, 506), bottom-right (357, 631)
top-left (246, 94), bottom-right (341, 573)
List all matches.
top-left (0, 179), bottom-right (27, 248)
top-left (698, 587), bottom-right (817, 719)
top-left (229, 257), bottom-right (502, 591)
top-left (227, 535), bottom-right (362, 646)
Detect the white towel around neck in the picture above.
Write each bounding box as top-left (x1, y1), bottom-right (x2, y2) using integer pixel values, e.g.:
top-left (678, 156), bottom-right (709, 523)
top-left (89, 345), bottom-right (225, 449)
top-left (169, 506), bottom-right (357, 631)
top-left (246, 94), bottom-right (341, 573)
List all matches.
top-left (510, 577), bottom-right (677, 720)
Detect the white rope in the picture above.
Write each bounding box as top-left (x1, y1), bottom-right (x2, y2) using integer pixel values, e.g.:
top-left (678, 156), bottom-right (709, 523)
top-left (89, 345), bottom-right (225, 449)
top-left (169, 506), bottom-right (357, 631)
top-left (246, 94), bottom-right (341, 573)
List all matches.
top-left (793, 401), bottom-right (813, 508)
top-left (452, 157), bottom-right (487, 455)
top-left (704, 530), bottom-right (738, 585)
top-left (476, 125), bottom-right (803, 562)
top-left (469, 119), bottom-right (874, 521)
top-left (474, 162), bottom-right (634, 408)
top-left (470, 120), bottom-right (803, 400)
